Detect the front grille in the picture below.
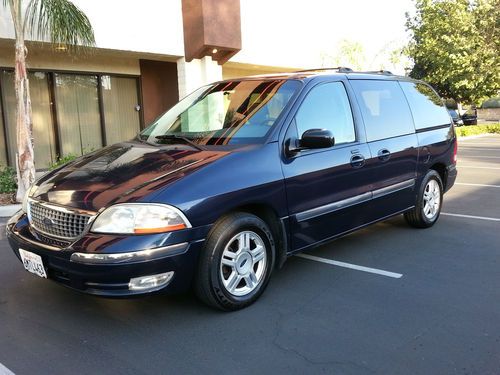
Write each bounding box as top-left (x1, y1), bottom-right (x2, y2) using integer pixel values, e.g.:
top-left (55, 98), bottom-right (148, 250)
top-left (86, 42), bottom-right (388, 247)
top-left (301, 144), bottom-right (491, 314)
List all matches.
top-left (28, 200), bottom-right (93, 239)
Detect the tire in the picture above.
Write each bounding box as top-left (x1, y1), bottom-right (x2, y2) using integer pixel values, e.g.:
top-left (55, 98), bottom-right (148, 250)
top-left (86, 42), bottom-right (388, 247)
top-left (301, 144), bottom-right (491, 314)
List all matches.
top-left (404, 170), bottom-right (443, 228)
top-left (195, 212), bottom-right (275, 311)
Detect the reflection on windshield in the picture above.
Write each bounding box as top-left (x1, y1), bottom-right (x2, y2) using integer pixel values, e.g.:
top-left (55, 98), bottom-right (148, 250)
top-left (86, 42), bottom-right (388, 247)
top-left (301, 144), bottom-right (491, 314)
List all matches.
top-left (140, 79), bottom-right (300, 146)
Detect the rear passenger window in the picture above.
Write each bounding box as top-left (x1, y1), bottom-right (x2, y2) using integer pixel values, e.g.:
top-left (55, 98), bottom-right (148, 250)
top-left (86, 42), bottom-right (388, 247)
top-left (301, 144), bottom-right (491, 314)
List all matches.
top-left (350, 80), bottom-right (414, 141)
top-left (295, 82), bottom-right (355, 145)
top-left (399, 82), bottom-right (451, 129)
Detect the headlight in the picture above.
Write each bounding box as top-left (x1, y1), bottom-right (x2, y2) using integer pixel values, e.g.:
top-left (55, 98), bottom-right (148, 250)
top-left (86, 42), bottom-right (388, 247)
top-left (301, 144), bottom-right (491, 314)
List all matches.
top-left (22, 185), bottom-right (37, 213)
top-left (91, 203), bottom-right (191, 234)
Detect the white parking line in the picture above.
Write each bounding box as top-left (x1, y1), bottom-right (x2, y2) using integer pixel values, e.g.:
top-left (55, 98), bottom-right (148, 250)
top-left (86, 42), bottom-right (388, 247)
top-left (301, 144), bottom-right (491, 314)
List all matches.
top-left (296, 253), bottom-right (403, 279)
top-left (0, 362), bottom-right (15, 375)
top-left (441, 212), bottom-right (500, 222)
top-left (458, 143), bottom-right (500, 146)
top-left (460, 148), bottom-right (500, 151)
top-left (460, 155), bottom-right (500, 159)
top-left (458, 166), bottom-right (500, 170)
top-left (455, 182), bottom-right (500, 188)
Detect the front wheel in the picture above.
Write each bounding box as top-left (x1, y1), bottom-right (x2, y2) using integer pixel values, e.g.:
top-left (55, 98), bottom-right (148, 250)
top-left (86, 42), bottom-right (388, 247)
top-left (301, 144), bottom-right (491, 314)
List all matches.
top-left (404, 170), bottom-right (443, 228)
top-left (195, 212), bottom-right (275, 311)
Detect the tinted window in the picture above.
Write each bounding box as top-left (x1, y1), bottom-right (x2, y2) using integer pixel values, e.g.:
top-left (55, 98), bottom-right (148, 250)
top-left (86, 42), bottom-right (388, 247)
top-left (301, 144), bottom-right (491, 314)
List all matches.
top-left (140, 80), bottom-right (300, 146)
top-left (400, 82), bottom-right (450, 129)
top-left (295, 82), bottom-right (355, 144)
top-left (350, 80), bottom-right (414, 141)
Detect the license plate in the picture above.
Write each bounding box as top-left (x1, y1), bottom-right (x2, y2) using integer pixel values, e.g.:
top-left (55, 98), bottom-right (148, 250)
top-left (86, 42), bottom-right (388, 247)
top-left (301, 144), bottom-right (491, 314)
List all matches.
top-left (19, 249), bottom-right (47, 278)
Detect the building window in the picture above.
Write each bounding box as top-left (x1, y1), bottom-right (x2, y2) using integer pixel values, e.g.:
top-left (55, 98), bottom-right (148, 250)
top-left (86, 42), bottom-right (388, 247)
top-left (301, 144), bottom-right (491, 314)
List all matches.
top-left (0, 70), bottom-right (141, 169)
top-left (0, 96), bottom-right (7, 166)
top-left (54, 73), bottom-right (102, 156)
top-left (1, 71), bottom-right (57, 169)
top-left (101, 76), bottom-right (141, 145)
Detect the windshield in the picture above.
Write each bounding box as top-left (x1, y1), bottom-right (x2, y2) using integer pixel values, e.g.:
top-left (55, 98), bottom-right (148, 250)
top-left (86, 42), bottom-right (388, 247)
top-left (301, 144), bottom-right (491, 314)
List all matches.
top-left (139, 79), bottom-right (301, 146)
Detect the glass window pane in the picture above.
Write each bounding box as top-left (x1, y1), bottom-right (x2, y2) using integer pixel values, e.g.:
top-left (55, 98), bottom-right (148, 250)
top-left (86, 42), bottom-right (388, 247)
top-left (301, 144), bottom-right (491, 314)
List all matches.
top-left (1, 71), bottom-right (56, 169)
top-left (399, 82), bottom-right (451, 129)
top-left (351, 80), bottom-right (414, 142)
top-left (295, 82), bottom-right (355, 144)
top-left (54, 74), bottom-right (102, 156)
top-left (0, 94), bottom-right (7, 166)
top-left (101, 76), bottom-right (140, 145)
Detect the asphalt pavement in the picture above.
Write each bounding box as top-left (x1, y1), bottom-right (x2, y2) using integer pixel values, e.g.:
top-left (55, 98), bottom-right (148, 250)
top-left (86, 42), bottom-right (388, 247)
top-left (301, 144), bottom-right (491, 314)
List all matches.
top-left (0, 134), bottom-right (499, 375)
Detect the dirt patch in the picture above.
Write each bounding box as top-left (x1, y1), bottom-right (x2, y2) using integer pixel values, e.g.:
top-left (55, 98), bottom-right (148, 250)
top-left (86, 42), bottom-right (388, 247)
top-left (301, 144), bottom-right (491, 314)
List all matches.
top-left (0, 193), bottom-right (16, 205)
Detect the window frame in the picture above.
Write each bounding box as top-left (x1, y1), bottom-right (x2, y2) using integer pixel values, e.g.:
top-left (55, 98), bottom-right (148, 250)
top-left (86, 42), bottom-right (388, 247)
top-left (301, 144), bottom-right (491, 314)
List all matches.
top-left (281, 78), bottom-right (362, 158)
top-left (0, 67), bottom-right (142, 168)
top-left (349, 78), bottom-right (416, 143)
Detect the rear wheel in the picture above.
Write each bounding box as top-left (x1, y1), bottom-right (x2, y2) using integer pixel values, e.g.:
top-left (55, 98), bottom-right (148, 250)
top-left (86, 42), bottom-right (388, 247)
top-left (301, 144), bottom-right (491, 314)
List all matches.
top-left (195, 212), bottom-right (275, 311)
top-left (404, 170), bottom-right (443, 228)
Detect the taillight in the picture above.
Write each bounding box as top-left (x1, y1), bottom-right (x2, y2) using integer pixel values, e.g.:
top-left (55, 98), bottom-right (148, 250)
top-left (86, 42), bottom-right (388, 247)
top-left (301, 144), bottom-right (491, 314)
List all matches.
top-left (453, 139), bottom-right (458, 163)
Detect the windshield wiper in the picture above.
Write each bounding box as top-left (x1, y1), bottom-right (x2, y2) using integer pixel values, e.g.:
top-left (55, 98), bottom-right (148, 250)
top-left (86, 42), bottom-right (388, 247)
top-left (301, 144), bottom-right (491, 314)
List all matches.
top-left (154, 135), bottom-right (203, 150)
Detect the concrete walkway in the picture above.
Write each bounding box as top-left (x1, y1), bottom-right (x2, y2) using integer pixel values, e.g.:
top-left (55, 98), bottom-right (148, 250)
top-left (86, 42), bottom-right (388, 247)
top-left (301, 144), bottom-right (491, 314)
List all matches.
top-left (0, 204), bottom-right (21, 218)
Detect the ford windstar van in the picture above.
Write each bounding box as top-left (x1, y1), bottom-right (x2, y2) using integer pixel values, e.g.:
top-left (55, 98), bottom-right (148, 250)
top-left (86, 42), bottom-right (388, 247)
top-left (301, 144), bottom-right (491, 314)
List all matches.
top-left (7, 68), bottom-right (457, 310)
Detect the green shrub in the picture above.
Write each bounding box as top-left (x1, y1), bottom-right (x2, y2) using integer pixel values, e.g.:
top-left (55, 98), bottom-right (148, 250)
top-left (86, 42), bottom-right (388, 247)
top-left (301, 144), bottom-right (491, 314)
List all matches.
top-left (0, 165), bottom-right (17, 194)
top-left (456, 123), bottom-right (500, 137)
top-left (49, 154), bottom-right (78, 170)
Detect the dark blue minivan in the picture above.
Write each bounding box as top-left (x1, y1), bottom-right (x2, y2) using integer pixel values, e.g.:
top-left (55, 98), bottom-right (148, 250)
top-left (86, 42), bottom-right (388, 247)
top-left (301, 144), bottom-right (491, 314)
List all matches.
top-left (6, 69), bottom-right (457, 310)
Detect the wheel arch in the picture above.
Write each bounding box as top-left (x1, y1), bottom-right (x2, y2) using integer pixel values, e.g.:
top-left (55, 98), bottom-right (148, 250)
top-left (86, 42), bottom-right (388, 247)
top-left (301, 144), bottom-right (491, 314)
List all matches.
top-left (429, 162), bottom-right (447, 190)
top-left (224, 203), bottom-right (288, 269)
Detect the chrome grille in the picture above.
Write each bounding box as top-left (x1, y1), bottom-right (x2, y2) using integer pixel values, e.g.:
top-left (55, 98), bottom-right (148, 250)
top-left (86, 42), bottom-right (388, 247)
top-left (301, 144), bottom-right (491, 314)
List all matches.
top-left (28, 200), bottom-right (93, 239)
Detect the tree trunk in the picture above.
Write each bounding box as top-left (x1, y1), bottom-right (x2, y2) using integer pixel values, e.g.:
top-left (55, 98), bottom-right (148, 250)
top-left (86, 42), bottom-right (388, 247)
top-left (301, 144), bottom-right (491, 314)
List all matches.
top-left (14, 40), bottom-right (36, 202)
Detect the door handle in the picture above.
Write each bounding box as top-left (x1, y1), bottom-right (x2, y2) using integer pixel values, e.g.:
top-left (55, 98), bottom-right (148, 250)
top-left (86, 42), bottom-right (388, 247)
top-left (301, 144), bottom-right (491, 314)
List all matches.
top-left (350, 154), bottom-right (365, 168)
top-left (377, 148), bottom-right (391, 162)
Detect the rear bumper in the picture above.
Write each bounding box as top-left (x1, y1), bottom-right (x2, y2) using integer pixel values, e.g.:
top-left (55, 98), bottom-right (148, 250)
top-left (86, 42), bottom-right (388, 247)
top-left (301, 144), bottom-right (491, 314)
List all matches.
top-left (445, 164), bottom-right (457, 193)
top-left (6, 212), bottom-right (208, 297)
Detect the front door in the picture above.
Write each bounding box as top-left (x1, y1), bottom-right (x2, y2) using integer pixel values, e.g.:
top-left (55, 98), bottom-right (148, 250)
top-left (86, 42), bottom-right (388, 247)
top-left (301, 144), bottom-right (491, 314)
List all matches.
top-left (281, 80), bottom-right (373, 251)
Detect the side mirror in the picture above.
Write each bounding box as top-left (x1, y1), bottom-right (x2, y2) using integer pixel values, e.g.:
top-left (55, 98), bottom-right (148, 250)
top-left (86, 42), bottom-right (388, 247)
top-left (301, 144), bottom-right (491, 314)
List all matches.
top-left (300, 129), bottom-right (335, 149)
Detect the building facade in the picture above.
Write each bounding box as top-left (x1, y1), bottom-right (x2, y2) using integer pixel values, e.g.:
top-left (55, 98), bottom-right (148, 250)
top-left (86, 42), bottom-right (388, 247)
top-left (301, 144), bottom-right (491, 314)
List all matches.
top-left (0, 0), bottom-right (293, 169)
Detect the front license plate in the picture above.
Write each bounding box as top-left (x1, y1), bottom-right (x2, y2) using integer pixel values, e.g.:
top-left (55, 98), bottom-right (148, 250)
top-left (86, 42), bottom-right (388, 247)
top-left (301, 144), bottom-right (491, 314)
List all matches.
top-left (19, 249), bottom-right (47, 278)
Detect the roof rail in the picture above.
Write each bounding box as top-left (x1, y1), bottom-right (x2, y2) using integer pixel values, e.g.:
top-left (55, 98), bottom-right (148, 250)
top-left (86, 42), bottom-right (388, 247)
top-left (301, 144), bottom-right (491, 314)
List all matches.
top-left (295, 67), bottom-right (354, 73)
top-left (357, 70), bottom-right (394, 75)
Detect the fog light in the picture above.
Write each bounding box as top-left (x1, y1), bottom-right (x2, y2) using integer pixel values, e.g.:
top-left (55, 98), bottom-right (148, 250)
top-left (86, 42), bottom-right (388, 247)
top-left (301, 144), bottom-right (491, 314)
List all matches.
top-left (128, 271), bottom-right (174, 291)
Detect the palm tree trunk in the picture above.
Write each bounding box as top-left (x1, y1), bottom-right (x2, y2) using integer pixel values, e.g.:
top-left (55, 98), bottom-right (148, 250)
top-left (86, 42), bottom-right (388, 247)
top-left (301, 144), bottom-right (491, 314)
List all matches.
top-left (11, 0), bottom-right (36, 202)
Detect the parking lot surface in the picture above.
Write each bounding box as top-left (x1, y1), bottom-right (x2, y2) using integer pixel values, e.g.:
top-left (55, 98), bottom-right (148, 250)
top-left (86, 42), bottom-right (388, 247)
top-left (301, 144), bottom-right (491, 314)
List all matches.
top-left (1, 135), bottom-right (499, 375)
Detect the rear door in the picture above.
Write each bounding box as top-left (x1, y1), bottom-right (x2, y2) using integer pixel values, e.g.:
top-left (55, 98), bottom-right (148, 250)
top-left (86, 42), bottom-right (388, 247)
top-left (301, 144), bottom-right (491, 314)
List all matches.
top-left (281, 79), bottom-right (373, 251)
top-left (349, 79), bottom-right (419, 220)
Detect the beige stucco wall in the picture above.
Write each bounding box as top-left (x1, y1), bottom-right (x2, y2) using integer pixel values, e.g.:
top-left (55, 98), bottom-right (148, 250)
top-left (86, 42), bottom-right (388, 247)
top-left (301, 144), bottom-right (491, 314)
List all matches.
top-left (0, 42), bottom-right (142, 75)
top-left (222, 63), bottom-right (296, 80)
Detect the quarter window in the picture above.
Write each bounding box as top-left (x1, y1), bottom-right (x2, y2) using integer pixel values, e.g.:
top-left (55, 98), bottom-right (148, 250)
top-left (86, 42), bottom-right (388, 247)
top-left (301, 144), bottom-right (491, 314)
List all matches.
top-left (350, 80), bottom-right (414, 141)
top-left (295, 82), bottom-right (355, 145)
top-left (399, 82), bottom-right (450, 129)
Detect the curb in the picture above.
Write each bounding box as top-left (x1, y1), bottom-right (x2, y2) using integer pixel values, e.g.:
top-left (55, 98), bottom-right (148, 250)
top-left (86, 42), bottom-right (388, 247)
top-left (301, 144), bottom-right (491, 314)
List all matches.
top-left (0, 204), bottom-right (21, 218)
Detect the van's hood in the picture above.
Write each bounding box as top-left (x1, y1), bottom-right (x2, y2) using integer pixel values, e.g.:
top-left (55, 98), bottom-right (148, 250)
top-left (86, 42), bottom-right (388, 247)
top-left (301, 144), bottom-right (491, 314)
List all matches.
top-left (32, 141), bottom-right (230, 212)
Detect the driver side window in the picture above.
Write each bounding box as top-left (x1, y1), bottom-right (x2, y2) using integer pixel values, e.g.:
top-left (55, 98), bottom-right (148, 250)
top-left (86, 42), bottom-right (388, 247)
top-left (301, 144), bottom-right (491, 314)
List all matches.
top-left (295, 82), bottom-right (355, 144)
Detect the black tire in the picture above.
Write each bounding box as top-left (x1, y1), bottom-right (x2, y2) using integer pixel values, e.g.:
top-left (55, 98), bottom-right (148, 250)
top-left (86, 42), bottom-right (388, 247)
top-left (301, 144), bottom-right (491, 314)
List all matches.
top-left (404, 170), bottom-right (443, 228)
top-left (195, 212), bottom-right (275, 311)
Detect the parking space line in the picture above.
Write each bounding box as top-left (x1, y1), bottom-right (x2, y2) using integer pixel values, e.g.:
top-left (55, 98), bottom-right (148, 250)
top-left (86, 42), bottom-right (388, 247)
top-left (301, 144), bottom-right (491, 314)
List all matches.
top-left (0, 362), bottom-right (15, 375)
top-left (458, 166), bottom-right (500, 170)
top-left (460, 155), bottom-right (500, 159)
top-left (442, 212), bottom-right (500, 222)
top-left (460, 148), bottom-right (500, 151)
top-left (296, 253), bottom-right (403, 279)
top-left (455, 182), bottom-right (500, 188)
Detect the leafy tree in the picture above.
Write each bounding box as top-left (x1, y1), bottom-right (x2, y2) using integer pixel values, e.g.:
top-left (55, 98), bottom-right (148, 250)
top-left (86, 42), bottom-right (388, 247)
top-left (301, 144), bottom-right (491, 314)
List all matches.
top-left (1, 0), bottom-right (95, 201)
top-left (405, 0), bottom-right (500, 105)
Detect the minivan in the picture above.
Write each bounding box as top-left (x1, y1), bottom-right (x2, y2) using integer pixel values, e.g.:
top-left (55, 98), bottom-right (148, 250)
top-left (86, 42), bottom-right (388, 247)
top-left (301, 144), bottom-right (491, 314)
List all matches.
top-left (7, 68), bottom-right (458, 310)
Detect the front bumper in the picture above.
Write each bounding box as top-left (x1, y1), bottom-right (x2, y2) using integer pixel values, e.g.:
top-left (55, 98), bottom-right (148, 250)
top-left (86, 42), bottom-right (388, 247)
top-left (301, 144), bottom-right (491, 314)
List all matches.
top-left (6, 212), bottom-right (210, 297)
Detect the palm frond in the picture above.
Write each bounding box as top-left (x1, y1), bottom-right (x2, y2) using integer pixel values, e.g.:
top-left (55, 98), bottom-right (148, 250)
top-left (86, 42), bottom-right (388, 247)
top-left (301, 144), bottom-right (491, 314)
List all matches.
top-left (24, 0), bottom-right (95, 47)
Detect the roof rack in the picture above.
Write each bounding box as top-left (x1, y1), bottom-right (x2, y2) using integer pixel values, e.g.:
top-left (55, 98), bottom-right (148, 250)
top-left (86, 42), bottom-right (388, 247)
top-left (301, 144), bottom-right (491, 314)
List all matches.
top-left (357, 70), bottom-right (394, 75)
top-left (295, 67), bottom-right (354, 73)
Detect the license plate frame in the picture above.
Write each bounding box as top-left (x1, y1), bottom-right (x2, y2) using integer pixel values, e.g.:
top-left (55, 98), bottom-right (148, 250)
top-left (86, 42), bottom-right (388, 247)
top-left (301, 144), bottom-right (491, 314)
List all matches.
top-left (19, 249), bottom-right (47, 278)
